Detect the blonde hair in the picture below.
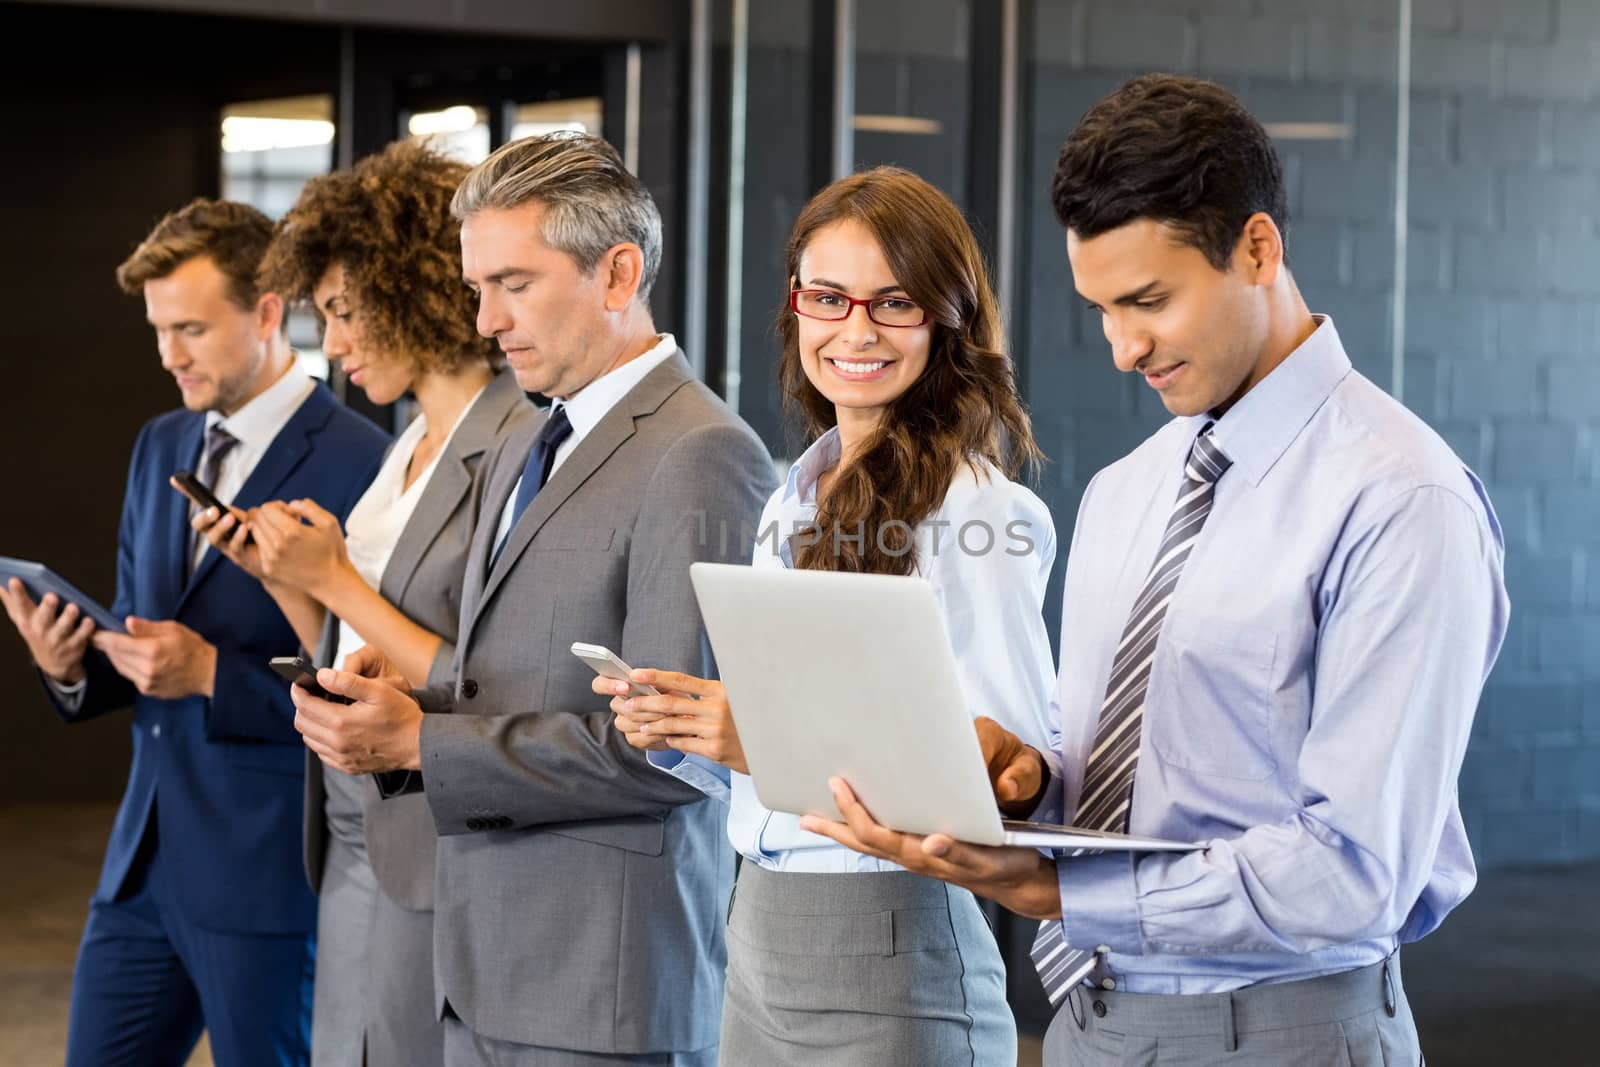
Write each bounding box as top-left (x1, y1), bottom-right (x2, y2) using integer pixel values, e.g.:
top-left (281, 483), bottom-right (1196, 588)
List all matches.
top-left (452, 132), bottom-right (662, 302)
top-left (115, 198), bottom-right (273, 308)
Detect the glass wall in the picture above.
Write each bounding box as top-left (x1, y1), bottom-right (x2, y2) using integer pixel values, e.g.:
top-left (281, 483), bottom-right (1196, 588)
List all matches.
top-left (221, 94), bottom-right (338, 380)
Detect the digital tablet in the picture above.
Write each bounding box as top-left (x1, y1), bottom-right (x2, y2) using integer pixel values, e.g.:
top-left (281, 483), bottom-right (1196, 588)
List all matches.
top-left (0, 557), bottom-right (126, 634)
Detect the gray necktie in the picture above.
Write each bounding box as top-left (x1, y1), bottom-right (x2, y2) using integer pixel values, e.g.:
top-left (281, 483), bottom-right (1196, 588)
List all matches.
top-left (190, 424), bottom-right (239, 573)
top-left (1030, 424), bottom-right (1232, 1007)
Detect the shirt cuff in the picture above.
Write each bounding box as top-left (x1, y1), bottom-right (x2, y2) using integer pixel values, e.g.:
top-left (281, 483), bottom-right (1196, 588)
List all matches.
top-left (647, 749), bottom-right (731, 801)
top-left (44, 674), bottom-right (87, 711)
top-left (1058, 850), bottom-right (1143, 955)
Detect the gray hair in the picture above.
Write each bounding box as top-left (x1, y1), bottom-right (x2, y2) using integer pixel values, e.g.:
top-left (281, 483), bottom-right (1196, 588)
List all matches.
top-left (452, 132), bottom-right (662, 303)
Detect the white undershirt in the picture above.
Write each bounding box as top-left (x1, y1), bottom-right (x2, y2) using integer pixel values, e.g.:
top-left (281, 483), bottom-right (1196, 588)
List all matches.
top-left (329, 384), bottom-right (485, 671)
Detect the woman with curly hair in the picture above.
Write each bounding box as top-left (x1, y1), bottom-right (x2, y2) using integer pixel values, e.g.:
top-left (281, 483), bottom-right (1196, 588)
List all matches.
top-left (598, 167), bottom-right (1059, 1063)
top-left (196, 138), bottom-right (533, 1066)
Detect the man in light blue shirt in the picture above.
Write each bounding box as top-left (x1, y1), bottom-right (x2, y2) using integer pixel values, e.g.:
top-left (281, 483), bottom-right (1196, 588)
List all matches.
top-left (804, 74), bottom-right (1508, 1065)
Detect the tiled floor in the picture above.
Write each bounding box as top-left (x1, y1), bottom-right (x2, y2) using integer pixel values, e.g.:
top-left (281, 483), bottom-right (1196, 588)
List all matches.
top-left (3, 804), bottom-right (1594, 1066)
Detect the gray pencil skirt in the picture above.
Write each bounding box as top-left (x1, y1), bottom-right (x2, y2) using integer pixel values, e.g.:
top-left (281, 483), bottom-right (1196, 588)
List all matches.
top-left (720, 863), bottom-right (1017, 1066)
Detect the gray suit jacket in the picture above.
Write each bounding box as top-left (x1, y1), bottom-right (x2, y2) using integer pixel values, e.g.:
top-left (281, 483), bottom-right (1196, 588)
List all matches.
top-left (304, 369), bottom-right (535, 911)
top-left (388, 351), bottom-right (774, 1054)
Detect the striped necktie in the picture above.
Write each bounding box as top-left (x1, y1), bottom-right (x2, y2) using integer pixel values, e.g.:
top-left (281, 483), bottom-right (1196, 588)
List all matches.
top-left (189, 424), bottom-right (239, 574)
top-left (1030, 424), bottom-right (1232, 1007)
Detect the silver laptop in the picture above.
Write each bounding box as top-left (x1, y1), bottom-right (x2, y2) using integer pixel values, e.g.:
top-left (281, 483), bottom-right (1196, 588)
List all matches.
top-left (689, 563), bottom-right (1200, 854)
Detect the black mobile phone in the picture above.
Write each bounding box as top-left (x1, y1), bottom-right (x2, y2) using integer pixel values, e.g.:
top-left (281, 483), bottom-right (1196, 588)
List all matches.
top-left (172, 470), bottom-right (227, 513)
top-left (268, 655), bottom-right (352, 704)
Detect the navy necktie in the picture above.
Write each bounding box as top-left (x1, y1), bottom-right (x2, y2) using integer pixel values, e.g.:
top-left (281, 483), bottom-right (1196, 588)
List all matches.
top-left (493, 407), bottom-right (573, 567)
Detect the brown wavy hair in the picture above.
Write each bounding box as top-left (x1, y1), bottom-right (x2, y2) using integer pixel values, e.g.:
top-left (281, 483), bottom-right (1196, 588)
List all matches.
top-left (258, 139), bottom-right (495, 374)
top-left (116, 198), bottom-right (273, 308)
top-left (778, 166), bottom-right (1042, 575)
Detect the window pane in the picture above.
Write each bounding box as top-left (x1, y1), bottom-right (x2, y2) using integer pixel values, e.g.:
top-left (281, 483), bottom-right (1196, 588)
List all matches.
top-left (852, 0), bottom-right (971, 208)
top-left (220, 94), bottom-right (336, 379)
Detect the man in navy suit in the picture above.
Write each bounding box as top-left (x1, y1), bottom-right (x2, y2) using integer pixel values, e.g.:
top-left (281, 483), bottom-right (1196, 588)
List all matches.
top-left (0, 199), bottom-right (389, 1066)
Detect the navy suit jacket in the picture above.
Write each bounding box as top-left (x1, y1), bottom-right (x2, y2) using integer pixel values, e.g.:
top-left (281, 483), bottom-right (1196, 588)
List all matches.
top-left (46, 382), bottom-right (388, 935)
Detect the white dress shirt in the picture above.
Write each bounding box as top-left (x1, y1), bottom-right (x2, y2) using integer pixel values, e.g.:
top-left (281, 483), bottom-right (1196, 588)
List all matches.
top-left (655, 427), bottom-right (1061, 872)
top-left (492, 334), bottom-right (679, 554)
top-left (330, 384), bottom-right (486, 671)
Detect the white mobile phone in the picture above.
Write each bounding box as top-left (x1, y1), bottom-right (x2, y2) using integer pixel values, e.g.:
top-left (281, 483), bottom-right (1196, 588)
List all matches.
top-left (571, 642), bottom-right (661, 699)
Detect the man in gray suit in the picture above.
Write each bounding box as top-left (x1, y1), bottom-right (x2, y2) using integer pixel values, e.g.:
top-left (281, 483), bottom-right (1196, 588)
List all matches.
top-left (287, 132), bottom-right (775, 1066)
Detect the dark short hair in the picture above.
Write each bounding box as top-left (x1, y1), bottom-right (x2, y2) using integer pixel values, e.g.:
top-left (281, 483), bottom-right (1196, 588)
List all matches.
top-left (115, 198), bottom-right (274, 308)
top-left (1050, 74), bottom-right (1289, 270)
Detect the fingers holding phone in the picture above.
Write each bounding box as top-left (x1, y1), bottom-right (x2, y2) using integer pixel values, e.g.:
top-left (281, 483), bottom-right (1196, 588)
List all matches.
top-left (572, 644), bottom-right (748, 774)
top-left (339, 644), bottom-right (412, 696)
top-left (249, 500), bottom-right (348, 595)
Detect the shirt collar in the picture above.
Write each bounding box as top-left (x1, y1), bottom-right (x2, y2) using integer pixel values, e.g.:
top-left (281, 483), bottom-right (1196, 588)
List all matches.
top-left (555, 333), bottom-right (679, 444)
top-left (1205, 315), bottom-right (1352, 487)
top-left (207, 361), bottom-right (316, 453)
top-left (783, 426), bottom-right (843, 508)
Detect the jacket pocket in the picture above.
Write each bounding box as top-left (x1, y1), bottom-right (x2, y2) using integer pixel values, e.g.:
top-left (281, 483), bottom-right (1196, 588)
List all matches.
top-left (543, 814), bottom-right (665, 856)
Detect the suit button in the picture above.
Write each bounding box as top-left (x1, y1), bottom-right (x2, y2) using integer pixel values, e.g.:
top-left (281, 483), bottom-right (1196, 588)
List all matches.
top-left (151, 724), bottom-right (162, 739)
top-left (1092, 1000), bottom-right (1106, 1018)
top-left (461, 679), bottom-right (479, 699)
top-left (465, 817), bottom-right (486, 832)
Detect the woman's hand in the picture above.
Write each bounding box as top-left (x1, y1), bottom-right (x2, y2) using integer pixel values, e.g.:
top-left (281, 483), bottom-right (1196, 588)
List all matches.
top-left (593, 670), bottom-right (748, 774)
top-left (250, 499), bottom-right (351, 597)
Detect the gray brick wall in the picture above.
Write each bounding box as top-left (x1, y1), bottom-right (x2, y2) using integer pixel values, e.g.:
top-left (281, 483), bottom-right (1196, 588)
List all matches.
top-left (1025, 0), bottom-right (1600, 868)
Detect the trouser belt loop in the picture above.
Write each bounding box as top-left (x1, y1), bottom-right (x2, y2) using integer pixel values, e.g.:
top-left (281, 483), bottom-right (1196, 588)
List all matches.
top-left (1220, 991), bottom-right (1238, 1052)
top-left (1382, 954), bottom-right (1398, 1018)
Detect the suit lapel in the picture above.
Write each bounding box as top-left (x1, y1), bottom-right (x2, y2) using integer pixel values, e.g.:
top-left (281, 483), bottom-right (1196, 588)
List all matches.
top-left (376, 373), bottom-right (523, 607)
top-left (178, 387), bottom-right (333, 611)
top-left (456, 416), bottom-right (540, 655)
top-left (161, 416), bottom-right (207, 613)
top-left (471, 352), bottom-right (696, 624)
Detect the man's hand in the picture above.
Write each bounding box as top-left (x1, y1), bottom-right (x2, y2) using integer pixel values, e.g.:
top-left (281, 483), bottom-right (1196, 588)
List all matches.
top-left (800, 777), bottom-right (1062, 920)
top-left (92, 618), bottom-right (217, 699)
top-left (0, 580), bottom-right (94, 684)
top-left (976, 716), bottom-right (1049, 818)
top-left (292, 668), bottom-right (422, 774)
top-left (187, 497), bottom-right (263, 579)
top-left (340, 644), bottom-right (413, 697)
top-left (594, 670), bottom-right (747, 773)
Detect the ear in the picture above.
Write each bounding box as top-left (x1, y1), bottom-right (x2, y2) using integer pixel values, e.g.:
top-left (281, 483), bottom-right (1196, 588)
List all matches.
top-left (1236, 212), bottom-right (1285, 287)
top-left (256, 291), bottom-right (286, 339)
top-left (601, 243), bottom-right (645, 312)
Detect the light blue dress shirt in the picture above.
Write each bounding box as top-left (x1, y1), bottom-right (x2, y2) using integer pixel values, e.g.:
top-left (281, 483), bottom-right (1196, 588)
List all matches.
top-left (1049, 316), bottom-right (1509, 994)
top-left (655, 427), bottom-right (1060, 872)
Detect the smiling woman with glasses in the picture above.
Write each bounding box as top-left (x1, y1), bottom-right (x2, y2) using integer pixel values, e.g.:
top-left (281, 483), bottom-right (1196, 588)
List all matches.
top-left (596, 165), bottom-right (1060, 1064)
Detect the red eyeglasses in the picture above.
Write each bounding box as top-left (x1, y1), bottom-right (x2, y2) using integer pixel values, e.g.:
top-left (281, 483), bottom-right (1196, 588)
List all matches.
top-left (790, 289), bottom-right (929, 328)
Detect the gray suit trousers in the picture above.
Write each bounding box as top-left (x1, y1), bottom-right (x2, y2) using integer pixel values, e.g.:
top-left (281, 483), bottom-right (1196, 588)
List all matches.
top-left (366, 890), bottom-right (444, 1067)
top-left (310, 830), bottom-right (377, 1067)
top-left (1043, 954), bottom-right (1422, 1066)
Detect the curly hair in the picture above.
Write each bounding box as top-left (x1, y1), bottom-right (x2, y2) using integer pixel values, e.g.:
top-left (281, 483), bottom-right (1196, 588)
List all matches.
top-left (259, 139), bottom-right (494, 374)
top-left (1051, 74), bottom-right (1289, 270)
top-left (778, 166), bottom-right (1042, 576)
